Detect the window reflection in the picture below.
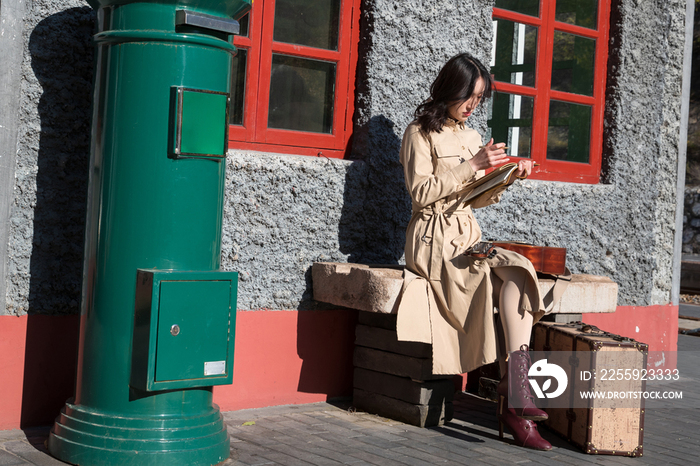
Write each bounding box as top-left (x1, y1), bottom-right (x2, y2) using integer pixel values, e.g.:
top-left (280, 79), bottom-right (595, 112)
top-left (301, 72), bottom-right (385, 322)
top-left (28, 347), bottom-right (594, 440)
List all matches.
top-left (555, 0), bottom-right (598, 29)
top-left (274, 0), bottom-right (341, 50)
top-left (547, 100), bottom-right (591, 163)
top-left (551, 31), bottom-right (595, 96)
top-left (229, 49), bottom-right (247, 125)
top-left (268, 55), bottom-right (335, 133)
top-left (488, 93), bottom-right (534, 159)
top-left (491, 19), bottom-right (538, 87)
top-left (495, 0), bottom-right (540, 17)
top-left (238, 13), bottom-right (249, 37)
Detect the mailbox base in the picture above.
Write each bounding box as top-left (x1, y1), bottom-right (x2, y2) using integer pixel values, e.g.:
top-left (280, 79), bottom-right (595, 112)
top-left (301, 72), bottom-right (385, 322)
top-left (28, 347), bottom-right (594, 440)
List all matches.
top-left (48, 399), bottom-right (229, 466)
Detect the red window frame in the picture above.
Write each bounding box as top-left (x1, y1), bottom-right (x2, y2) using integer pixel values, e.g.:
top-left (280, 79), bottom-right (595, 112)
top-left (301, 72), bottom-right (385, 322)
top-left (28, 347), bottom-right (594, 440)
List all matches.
top-left (492, 1), bottom-right (611, 183)
top-left (229, 0), bottom-right (361, 159)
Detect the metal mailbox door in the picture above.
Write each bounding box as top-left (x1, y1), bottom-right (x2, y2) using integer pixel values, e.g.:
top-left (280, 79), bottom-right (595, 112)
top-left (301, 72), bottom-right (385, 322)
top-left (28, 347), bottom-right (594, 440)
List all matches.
top-left (155, 280), bottom-right (231, 383)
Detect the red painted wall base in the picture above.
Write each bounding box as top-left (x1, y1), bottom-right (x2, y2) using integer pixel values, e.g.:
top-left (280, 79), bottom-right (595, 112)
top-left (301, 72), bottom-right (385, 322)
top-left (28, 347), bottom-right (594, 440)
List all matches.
top-left (0, 303), bottom-right (677, 430)
top-left (0, 309), bottom-right (357, 430)
top-left (0, 314), bottom-right (80, 431)
top-left (214, 309), bottom-right (357, 411)
top-left (582, 304), bottom-right (678, 370)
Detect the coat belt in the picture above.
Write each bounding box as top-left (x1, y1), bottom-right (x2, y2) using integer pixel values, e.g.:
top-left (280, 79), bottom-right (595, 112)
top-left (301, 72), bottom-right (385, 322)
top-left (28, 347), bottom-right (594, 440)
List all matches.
top-left (415, 201), bottom-right (449, 281)
top-left (416, 199), bottom-right (474, 281)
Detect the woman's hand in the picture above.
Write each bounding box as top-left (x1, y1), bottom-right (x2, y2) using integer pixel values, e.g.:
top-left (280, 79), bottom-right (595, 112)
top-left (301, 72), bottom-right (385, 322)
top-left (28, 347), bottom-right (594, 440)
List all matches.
top-left (515, 159), bottom-right (535, 178)
top-left (468, 139), bottom-right (509, 172)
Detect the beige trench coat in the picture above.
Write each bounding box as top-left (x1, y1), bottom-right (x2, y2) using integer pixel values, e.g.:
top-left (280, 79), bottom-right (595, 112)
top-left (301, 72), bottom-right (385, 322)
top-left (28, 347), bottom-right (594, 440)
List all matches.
top-left (396, 121), bottom-right (545, 375)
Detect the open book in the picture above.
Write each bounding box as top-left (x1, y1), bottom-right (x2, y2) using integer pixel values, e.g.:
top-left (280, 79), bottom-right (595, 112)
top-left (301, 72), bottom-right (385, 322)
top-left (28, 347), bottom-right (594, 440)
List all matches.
top-left (459, 162), bottom-right (523, 204)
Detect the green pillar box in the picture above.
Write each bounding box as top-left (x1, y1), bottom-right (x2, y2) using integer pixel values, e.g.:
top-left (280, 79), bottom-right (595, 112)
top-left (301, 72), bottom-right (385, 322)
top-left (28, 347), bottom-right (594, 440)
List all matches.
top-left (48, 1), bottom-right (251, 465)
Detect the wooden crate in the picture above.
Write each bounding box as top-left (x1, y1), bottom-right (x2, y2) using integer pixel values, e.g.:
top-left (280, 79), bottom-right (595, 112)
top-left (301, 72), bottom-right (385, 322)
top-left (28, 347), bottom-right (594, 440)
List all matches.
top-left (352, 311), bottom-right (454, 427)
top-left (532, 322), bottom-right (648, 457)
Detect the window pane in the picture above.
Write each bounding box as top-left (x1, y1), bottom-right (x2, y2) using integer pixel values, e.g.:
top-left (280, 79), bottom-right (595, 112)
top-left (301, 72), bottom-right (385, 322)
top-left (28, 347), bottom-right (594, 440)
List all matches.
top-left (268, 54), bottom-right (335, 133)
top-left (551, 31), bottom-right (595, 96)
top-left (547, 100), bottom-right (591, 163)
top-left (494, 0), bottom-right (539, 17)
top-left (273, 0), bottom-right (341, 50)
top-left (487, 93), bottom-right (535, 159)
top-left (238, 13), bottom-right (249, 37)
top-left (555, 0), bottom-right (598, 29)
top-left (491, 20), bottom-right (537, 87)
top-left (229, 49), bottom-right (247, 125)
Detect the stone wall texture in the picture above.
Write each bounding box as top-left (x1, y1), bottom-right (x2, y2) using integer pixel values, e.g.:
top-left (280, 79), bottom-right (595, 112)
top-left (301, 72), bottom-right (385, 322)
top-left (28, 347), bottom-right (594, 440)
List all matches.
top-left (2, 0), bottom-right (689, 314)
top-left (4, 1), bottom-right (95, 315)
top-left (478, 0), bottom-right (686, 306)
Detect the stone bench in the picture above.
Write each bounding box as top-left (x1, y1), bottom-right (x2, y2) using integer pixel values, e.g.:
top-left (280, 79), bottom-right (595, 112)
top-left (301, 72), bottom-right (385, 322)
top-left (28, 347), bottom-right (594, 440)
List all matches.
top-left (312, 262), bottom-right (619, 427)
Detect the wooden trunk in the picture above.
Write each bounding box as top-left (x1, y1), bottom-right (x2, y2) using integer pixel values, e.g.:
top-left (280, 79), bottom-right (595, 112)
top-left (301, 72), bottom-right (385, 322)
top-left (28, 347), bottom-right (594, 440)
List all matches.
top-left (531, 322), bottom-right (648, 457)
top-left (492, 242), bottom-right (567, 275)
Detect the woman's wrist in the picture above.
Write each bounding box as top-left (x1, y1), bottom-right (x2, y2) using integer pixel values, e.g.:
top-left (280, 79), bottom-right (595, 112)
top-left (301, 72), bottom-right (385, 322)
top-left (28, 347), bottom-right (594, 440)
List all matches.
top-left (453, 158), bottom-right (477, 185)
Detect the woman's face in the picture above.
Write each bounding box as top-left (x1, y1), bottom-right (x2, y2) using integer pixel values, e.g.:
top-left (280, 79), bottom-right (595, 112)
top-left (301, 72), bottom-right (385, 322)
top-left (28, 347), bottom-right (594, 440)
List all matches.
top-left (447, 77), bottom-right (486, 124)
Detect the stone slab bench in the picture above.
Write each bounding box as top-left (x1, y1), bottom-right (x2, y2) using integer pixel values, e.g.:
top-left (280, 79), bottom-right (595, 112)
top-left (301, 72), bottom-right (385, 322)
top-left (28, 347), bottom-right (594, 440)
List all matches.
top-left (312, 262), bottom-right (619, 427)
top-left (312, 262), bottom-right (619, 317)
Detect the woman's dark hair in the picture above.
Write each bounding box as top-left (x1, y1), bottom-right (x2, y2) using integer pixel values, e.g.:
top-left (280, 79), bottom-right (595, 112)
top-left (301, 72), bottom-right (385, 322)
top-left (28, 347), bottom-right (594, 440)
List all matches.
top-left (414, 53), bottom-right (493, 134)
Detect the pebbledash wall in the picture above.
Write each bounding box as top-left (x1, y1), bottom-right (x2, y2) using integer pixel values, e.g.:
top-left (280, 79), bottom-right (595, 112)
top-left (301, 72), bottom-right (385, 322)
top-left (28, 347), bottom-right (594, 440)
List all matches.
top-left (0, 0), bottom-right (690, 429)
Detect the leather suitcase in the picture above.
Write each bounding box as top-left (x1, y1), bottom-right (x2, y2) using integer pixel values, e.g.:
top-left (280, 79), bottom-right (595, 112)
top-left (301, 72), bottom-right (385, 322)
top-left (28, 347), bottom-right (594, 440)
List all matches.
top-left (531, 321), bottom-right (648, 457)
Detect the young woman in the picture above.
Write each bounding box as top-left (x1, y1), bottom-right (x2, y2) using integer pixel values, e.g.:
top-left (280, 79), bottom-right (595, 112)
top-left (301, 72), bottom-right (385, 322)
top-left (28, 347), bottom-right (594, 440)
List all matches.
top-left (399, 53), bottom-right (551, 450)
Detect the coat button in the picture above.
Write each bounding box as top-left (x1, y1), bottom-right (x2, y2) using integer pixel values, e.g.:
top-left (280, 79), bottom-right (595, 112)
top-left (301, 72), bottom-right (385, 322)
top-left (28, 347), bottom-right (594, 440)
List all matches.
top-left (462, 146), bottom-right (465, 150)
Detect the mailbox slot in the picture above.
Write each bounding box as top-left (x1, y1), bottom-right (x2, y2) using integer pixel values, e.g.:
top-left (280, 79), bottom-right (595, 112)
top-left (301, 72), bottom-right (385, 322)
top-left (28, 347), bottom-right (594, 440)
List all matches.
top-left (175, 10), bottom-right (241, 35)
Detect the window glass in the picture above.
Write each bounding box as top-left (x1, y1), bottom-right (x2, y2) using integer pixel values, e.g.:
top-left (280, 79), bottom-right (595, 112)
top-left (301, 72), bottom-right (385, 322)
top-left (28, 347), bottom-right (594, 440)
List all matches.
top-left (229, 49), bottom-right (247, 125)
top-left (492, 19), bottom-right (538, 87)
top-left (488, 93), bottom-right (535, 159)
top-left (273, 0), bottom-right (341, 50)
top-left (238, 13), bottom-right (249, 37)
top-left (555, 0), bottom-right (598, 29)
top-left (494, 0), bottom-right (539, 17)
top-left (551, 31), bottom-right (595, 96)
top-left (547, 100), bottom-right (591, 163)
top-left (268, 55), bottom-right (336, 133)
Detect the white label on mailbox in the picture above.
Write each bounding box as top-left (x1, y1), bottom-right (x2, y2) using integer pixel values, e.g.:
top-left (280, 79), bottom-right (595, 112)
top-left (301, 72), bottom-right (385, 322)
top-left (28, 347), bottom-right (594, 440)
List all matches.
top-left (204, 361), bottom-right (226, 376)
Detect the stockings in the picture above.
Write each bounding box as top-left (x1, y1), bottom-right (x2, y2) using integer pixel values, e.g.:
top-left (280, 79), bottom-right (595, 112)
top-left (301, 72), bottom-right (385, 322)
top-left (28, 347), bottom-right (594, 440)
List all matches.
top-left (492, 266), bottom-right (534, 370)
top-left (492, 267), bottom-right (550, 446)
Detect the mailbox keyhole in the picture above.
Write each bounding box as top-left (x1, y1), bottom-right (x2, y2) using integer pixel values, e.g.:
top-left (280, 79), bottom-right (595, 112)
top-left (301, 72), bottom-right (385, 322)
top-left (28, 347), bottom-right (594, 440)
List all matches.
top-left (171, 325), bottom-right (181, 336)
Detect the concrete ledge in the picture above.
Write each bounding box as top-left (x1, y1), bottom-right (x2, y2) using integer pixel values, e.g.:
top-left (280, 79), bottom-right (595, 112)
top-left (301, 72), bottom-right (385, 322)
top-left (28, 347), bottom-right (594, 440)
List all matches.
top-left (312, 262), bottom-right (618, 314)
top-left (312, 262), bottom-right (403, 313)
top-left (540, 274), bottom-right (618, 314)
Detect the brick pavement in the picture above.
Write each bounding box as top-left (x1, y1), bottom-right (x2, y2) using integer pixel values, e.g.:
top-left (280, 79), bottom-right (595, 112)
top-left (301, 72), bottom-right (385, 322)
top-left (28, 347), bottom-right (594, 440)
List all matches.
top-left (2, 334), bottom-right (699, 465)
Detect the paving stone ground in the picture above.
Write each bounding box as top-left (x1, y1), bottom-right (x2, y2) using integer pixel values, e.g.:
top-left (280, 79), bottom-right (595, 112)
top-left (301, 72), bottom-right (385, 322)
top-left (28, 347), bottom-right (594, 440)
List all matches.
top-left (2, 334), bottom-right (699, 465)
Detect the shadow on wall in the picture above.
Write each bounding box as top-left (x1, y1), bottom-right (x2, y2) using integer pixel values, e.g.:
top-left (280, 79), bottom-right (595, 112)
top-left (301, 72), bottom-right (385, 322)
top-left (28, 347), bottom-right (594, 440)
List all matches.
top-left (296, 114), bottom-right (409, 393)
top-left (296, 309), bottom-right (358, 398)
top-left (298, 116), bottom-right (409, 310)
top-left (338, 115), bottom-right (411, 265)
top-left (27, 7), bottom-right (94, 315)
top-left (20, 315), bottom-right (80, 428)
top-left (20, 7), bottom-right (95, 428)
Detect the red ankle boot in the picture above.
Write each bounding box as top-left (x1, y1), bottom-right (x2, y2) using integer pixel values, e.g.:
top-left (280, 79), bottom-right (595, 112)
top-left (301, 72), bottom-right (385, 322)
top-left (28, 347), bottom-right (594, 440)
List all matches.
top-left (498, 344), bottom-right (548, 421)
top-left (498, 396), bottom-right (552, 450)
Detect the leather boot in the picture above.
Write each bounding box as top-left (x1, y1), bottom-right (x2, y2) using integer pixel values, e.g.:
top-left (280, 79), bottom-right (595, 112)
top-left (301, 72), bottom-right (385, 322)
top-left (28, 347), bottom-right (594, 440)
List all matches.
top-left (497, 344), bottom-right (548, 421)
top-left (498, 396), bottom-right (552, 450)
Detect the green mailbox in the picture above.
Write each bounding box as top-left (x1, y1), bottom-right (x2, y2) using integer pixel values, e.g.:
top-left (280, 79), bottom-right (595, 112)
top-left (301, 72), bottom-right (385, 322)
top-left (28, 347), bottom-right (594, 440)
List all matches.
top-left (47, 1), bottom-right (251, 465)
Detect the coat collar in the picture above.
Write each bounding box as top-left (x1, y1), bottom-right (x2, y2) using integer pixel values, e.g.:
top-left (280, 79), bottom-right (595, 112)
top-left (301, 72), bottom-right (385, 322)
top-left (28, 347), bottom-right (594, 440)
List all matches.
top-left (444, 118), bottom-right (465, 130)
